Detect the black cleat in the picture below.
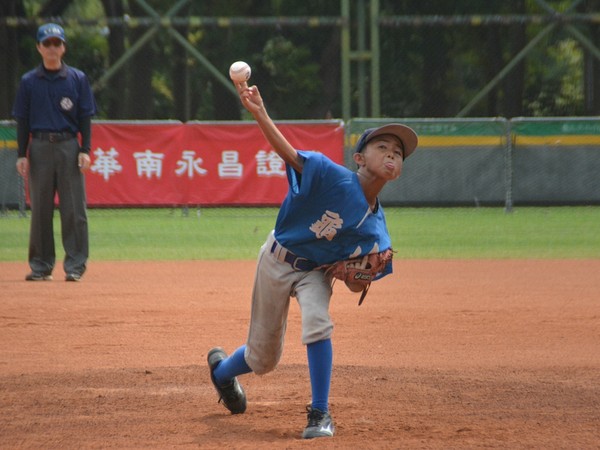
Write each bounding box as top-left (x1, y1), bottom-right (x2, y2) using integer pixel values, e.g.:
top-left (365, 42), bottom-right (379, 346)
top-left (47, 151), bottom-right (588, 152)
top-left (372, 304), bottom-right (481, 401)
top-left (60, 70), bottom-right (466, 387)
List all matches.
top-left (302, 406), bottom-right (335, 439)
top-left (207, 347), bottom-right (247, 414)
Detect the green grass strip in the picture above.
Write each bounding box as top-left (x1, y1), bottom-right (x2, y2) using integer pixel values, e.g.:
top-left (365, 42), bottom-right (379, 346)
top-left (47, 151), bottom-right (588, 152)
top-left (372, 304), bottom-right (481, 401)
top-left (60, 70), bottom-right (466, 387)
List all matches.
top-left (1, 206), bottom-right (599, 261)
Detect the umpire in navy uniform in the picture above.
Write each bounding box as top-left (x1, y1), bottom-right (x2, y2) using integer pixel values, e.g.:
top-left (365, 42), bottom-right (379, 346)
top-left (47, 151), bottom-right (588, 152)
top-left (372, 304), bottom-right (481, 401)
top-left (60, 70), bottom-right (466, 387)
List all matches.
top-left (13, 23), bottom-right (97, 282)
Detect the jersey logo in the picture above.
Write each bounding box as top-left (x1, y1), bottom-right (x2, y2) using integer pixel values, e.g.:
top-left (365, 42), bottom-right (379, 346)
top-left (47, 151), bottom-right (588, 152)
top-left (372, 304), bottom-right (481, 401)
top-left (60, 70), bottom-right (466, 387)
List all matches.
top-left (309, 210), bottom-right (343, 241)
top-left (60, 97), bottom-right (74, 111)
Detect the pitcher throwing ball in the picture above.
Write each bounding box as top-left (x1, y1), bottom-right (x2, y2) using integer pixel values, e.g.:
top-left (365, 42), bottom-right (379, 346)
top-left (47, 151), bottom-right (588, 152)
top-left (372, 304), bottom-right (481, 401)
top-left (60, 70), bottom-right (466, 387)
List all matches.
top-left (207, 78), bottom-right (418, 439)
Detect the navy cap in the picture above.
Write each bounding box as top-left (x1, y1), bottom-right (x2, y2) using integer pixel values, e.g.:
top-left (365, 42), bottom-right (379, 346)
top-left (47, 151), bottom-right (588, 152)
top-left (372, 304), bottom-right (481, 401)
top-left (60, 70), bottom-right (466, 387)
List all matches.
top-left (37, 23), bottom-right (66, 43)
top-left (355, 124), bottom-right (418, 159)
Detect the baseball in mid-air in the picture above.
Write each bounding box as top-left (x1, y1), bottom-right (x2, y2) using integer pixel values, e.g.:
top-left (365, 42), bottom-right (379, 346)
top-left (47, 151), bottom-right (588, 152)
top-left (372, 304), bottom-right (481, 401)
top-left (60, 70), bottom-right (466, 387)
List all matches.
top-left (229, 61), bottom-right (251, 83)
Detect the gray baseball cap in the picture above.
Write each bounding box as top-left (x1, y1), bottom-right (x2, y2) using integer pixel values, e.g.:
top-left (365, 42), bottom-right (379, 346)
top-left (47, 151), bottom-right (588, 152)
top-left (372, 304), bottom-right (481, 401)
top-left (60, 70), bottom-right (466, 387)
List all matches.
top-left (37, 23), bottom-right (66, 43)
top-left (355, 124), bottom-right (418, 159)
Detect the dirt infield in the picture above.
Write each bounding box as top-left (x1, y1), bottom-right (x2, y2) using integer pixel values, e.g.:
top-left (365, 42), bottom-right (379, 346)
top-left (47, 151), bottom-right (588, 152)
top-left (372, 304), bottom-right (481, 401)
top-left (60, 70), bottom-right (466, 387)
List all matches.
top-left (1, 259), bottom-right (599, 449)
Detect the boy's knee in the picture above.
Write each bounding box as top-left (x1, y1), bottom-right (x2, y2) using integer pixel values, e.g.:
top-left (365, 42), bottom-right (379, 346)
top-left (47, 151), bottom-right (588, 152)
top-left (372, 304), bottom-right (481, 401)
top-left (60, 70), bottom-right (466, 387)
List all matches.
top-left (245, 346), bottom-right (282, 375)
top-left (302, 320), bottom-right (333, 345)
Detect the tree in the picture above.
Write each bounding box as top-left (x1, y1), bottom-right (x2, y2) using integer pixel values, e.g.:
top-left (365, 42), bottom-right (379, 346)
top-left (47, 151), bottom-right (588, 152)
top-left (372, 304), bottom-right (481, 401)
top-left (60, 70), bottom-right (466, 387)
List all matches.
top-left (0, 0), bottom-right (27, 119)
top-left (1, 0), bottom-right (596, 120)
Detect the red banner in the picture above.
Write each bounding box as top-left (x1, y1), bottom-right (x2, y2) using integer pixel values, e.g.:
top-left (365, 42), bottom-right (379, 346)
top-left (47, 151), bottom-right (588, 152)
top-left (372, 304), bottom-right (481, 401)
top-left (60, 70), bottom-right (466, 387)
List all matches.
top-left (87, 121), bottom-right (344, 206)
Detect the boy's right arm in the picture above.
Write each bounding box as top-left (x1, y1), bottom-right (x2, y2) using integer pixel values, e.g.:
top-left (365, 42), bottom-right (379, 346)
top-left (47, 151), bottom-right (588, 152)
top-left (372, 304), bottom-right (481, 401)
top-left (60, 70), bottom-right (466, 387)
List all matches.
top-left (236, 82), bottom-right (304, 173)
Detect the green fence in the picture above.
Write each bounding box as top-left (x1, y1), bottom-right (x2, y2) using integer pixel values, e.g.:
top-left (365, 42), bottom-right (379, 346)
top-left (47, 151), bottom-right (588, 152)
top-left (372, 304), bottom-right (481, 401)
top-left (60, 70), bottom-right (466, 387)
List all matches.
top-left (347, 118), bottom-right (509, 207)
top-left (0, 124), bottom-right (25, 215)
top-left (511, 118), bottom-right (600, 205)
top-left (347, 117), bottom-right (600, 208)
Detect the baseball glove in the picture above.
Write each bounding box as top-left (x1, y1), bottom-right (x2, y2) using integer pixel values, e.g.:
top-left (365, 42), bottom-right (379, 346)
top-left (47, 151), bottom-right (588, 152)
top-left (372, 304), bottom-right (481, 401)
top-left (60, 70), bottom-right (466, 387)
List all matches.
top-left (319, 249), bottom-right (394, 305)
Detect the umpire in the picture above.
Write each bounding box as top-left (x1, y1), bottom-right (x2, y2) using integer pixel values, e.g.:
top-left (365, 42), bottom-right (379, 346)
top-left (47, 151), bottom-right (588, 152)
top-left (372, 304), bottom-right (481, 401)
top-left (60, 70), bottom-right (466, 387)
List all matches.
top-left (13, 23), bottom-right (97, 282)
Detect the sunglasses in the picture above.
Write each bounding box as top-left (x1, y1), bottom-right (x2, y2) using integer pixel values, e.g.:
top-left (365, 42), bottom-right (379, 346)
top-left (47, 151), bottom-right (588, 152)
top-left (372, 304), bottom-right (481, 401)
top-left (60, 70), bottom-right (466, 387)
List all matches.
top-left (41, 39), bottom-right (63, 48)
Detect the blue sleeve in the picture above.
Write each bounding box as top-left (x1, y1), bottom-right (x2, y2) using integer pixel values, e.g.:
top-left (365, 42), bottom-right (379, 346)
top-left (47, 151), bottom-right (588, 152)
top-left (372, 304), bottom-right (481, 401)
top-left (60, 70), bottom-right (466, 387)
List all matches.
top-left (12, 75), bottom-right (31, 120)
top-left (285, 150), bottom-right (349, 196)
top-left (76, 71), bottom-right (97, 118)
top-left (285, 150), bottom-right (326, 196)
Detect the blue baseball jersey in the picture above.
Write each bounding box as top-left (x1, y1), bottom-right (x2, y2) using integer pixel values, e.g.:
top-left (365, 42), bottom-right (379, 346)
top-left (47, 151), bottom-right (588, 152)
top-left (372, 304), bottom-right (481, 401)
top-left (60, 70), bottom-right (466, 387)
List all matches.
top-left (12, 63), bottom-right (97, 133)
top-left (274, 151), bottom-right (393, 277)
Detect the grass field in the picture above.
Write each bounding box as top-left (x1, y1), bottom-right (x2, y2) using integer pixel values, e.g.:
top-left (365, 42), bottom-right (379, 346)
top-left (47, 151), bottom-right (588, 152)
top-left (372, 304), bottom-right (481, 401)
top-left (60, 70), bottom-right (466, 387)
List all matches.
top-left (1, 206), bottom-right (599, 261)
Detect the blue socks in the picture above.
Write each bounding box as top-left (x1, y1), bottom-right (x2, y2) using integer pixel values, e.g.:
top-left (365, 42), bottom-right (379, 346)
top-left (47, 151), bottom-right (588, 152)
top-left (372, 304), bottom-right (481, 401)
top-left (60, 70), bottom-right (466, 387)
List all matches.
top-left (213, 339), bottom-right (333, 413)
top-left (213, 345), bottom-right (252, 386)
top-left (307, 338), bottom-right (332, 412)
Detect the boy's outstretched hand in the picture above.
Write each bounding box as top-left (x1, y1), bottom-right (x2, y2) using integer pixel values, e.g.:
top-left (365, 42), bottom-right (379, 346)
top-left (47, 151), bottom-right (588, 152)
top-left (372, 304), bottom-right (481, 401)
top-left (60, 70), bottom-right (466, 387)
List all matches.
top-left (235, 82), bottom-right (264, 117)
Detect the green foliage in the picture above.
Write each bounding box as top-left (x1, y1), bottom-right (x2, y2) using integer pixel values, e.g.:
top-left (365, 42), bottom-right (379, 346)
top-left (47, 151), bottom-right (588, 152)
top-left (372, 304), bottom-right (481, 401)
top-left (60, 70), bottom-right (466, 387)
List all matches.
top-left (151, 72), bottom-right (175, 118)
top-left (261, 36), bottom-right (322, 118)
top-left (1, 207), bottom-right (599, 262)
top-left (63, 30), bottom-right (108, 85)
top-left (525, 38), bottom-right (585, 116)
top-left (4, 1), bottom-right (595, 120)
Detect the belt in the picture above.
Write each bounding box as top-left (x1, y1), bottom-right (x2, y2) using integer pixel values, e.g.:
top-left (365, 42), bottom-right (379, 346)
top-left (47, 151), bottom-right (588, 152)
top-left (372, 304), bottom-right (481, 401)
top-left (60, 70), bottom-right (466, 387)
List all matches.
top-left (270, 240), bottom-right (317, 271)
top-left (32, 131), bottom-right (76, 143)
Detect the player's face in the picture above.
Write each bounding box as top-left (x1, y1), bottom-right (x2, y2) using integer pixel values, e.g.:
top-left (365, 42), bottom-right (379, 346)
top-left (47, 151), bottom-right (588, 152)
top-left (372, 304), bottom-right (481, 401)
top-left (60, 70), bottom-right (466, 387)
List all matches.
top-left (362, 135), bottom-right (404, 180)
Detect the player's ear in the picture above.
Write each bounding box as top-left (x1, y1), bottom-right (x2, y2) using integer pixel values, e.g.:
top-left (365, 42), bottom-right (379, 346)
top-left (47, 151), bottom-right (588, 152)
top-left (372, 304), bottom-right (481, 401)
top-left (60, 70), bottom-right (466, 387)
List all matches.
top-left (353, 152), bottom-right (365, 167)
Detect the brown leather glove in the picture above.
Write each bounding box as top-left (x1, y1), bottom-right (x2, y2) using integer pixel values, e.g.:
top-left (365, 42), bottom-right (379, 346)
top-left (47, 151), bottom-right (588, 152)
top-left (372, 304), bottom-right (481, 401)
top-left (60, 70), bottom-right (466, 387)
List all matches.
top-left (319, 249), bottom-right (394, 305)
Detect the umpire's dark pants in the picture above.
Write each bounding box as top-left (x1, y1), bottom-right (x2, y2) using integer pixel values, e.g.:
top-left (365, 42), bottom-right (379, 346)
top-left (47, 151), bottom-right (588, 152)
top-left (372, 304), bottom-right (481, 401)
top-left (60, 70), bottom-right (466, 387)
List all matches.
top-left (28, 137), bottom-right (88, 276)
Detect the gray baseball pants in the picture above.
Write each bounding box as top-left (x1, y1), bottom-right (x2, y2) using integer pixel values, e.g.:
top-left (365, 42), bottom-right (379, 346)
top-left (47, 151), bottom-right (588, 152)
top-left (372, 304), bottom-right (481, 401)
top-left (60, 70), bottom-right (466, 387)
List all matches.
top-left (244, 231), bottom-right (333, 375)
top-left (28, 137), bottom-right (88, 276)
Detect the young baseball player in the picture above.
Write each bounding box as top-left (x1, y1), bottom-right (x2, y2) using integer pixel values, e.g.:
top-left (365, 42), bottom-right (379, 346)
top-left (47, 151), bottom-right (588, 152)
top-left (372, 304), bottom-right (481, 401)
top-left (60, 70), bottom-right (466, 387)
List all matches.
top-left (207, 81), bottom-right (418, 439)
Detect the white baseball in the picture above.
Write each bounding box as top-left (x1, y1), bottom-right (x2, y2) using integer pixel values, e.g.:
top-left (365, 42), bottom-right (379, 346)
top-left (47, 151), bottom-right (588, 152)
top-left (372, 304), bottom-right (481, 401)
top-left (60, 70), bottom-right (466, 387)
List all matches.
top-left (229, 61), bottom-right (251, 83)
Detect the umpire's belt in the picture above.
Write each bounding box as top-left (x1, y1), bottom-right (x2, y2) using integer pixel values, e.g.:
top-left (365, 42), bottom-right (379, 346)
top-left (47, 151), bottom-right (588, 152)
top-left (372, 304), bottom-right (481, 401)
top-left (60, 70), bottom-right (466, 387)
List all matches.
top-left (32, 131), bottom-right (76, 143)
top-left (270, 240), bottom-right (317, 271)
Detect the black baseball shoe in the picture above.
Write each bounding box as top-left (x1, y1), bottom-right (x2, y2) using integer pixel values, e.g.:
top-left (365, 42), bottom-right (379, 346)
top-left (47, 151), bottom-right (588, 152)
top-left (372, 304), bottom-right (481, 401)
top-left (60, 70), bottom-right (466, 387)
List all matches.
top-left (207, 347), bottom-right (247, 414)
top-left (25, 272), bottom-right (53, 281)
top-left (65, 273), bottom-right (82, 282)
top-left (302, 406), bottom-right (335, 439)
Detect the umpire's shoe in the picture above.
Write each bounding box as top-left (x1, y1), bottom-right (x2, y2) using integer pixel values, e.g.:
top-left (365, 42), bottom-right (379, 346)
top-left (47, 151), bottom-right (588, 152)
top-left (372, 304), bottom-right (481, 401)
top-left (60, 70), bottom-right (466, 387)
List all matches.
top-left (207, 347), bottom-right (247, 414)
top-left (25, 272), bottom-right (53, 281)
